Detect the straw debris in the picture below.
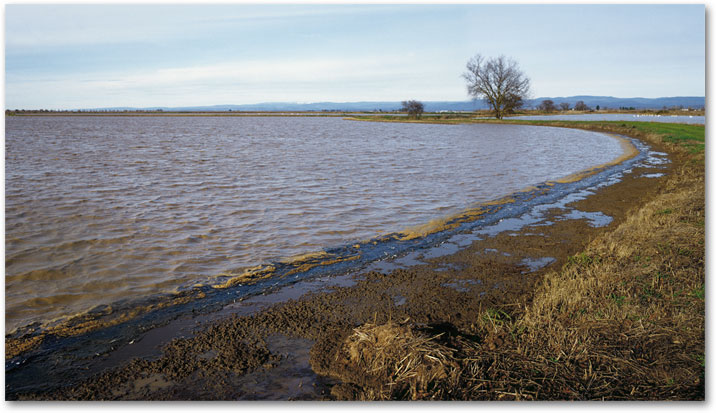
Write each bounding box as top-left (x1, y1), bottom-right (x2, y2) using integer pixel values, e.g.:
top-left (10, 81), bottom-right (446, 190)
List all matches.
top-left (312, 320), bottom-right (465, 400)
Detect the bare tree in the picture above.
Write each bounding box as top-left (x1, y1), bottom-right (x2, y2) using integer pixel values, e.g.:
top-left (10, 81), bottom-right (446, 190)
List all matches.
top-left (504, 93), bottom-right (524, 114)
top-left (574, 100), bottom-right (590, 111)
top-left (559, 102), bottom-right (570, 111)
top-left (537, 99), bottom-right (556, 112)
top-left (401, 100), bottom-right (424, 119)
top-left (463, 54), bottom-right (530, 119)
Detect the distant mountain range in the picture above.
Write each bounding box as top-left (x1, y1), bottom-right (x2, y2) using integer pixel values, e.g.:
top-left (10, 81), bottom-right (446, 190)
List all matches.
top-left (90, 96), bottom-right (704, 112)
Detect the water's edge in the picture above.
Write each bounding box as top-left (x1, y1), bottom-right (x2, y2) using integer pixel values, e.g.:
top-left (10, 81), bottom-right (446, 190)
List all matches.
top-left (5, 133), bottom-right (653, 396)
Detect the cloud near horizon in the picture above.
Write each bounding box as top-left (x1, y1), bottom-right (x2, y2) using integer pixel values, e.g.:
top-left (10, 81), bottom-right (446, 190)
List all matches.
top-left (6, 54), bottom-right (463, 109)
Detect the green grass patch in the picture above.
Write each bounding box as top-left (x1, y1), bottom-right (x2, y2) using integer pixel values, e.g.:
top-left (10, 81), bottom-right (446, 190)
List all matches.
top-left (691, 285), bottom-right (705, 300)
top-left (608, 293), bottom-right (626, 307)
top-left (693, 354), bottom-right (706, 368)
top-left (625, 122), bottom-right (704, 142)
top-left (683, 143), bottom-right (706, 154)
top-left (577, 121), bottom-right (704, 153)
top-left (492, 119), bottom-right (705, 154)
top-left (566, 252), bottom-right (598, 267)
top-left (482, 308), bottom-right (512, 327)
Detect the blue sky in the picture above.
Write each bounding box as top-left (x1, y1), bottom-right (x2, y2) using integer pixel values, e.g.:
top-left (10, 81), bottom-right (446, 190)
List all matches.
top-left (4, 3), bottom-right (706, 109)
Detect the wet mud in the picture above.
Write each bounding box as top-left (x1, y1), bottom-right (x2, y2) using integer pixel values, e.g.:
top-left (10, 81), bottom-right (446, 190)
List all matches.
top-left (7, 135), bottom-right (672, 400)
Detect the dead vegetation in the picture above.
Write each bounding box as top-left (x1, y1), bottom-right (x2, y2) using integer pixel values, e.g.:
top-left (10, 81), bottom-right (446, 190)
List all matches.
top-left (311, 123), bottom-right (705, 400)
top-left (312, 320), bottom-right (461, 400)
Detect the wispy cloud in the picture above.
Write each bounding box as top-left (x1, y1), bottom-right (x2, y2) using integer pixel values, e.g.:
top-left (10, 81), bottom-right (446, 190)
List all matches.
top-left (4, 4), bottom-right (392, 49)
top-left (104, 57), bottom-right (407, 86)
top-left (6, 55), bottom-right (460, 108)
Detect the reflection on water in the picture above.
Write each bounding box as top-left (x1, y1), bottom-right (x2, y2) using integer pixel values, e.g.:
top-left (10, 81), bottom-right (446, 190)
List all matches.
top-left (4, 116), bottom-right (625, 333)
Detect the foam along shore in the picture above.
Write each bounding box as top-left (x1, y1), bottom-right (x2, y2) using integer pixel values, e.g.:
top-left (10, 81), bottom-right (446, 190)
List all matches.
top-left (6, 120), bottom-right (704, 400)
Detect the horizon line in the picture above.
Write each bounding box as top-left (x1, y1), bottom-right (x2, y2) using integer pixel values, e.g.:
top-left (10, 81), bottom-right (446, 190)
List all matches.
top-left (5, 95), bottom-right (706, 112)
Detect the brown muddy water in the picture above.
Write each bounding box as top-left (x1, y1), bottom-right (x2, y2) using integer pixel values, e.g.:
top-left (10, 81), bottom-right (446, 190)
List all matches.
top-left (4, 116), bottom-right (626, 334)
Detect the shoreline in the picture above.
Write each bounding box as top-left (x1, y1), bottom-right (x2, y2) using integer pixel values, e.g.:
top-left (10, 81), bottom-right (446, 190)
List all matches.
top-left (6, 120), bottom-right (704, 400)
top-left (5, 108), bottom-right (705, 118)
top-left (4, 126), bottom-right (636, 342)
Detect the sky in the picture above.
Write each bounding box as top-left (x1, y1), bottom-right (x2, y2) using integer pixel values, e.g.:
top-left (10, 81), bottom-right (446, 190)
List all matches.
top-left (3, 2), bottom-right (706, 110)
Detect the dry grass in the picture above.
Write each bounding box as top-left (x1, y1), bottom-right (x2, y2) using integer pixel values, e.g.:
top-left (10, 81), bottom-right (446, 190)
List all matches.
top-left (323, 320), bottom-right (462, 400)
top-left (501, 156), bottom-right (705, 399)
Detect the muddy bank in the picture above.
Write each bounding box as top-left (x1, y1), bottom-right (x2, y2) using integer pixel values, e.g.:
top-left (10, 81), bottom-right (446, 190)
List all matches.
top-left (6, 124), bottom-right (684, 400)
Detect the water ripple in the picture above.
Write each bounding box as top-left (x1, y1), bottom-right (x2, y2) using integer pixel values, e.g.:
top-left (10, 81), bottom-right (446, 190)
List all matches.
top-left (4, 116), bottom-right (625, 333)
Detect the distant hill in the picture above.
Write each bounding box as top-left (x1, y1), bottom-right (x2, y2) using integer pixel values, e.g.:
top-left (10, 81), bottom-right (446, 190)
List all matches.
top-left (93, 101), bottom-right (482, 112)
top-left (89, 96), bottom-right (704, 112)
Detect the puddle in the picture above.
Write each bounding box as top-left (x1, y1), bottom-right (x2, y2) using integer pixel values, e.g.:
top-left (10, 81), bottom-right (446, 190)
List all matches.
top-left (530, 220), bottom-right (555, 227)
top-left (361, 240), bottom-right (462, 272)
top-left (447, 233), bottom-right (483, 247)
top-left (361, 260), bottom-right (402, 274)
top-left (509, 232), bottom-right (544, 237)
top-left (421, 242), bottom-right (460, 260)
top-left (472, 213), bottom-right (547, 238)
top-left (520, 257), bottom-right (556, 273)
top-left (637, 151), bottom-right (671, 167)
top-left (648, 151), bottom-right (670, 160)
top-left (435, 263), bottom-right (462, 272)
top-left (480, 248), bottom-right (512, 257)
top-left (393, 295), bottom-right (407, 306)
top-left (216, 273), bottom-right (358, 317)
top-left (197, 349), bottom-right (218, 361)
top-left (360, 250), bottom-right (426, 274)
top-left (558, 210), bottom-right (613, 228)
top-left (442, 279), bottom-right (481, 293)
top-left (641, 173), bottom-right (665, 178)
top-left (594, 174), bottom-right (624, 189)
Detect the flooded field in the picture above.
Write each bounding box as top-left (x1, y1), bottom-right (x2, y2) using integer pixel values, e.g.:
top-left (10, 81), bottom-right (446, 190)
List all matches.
top-left (5, 116), bottom-right (626, 333)
top-left (506, 113), bottom-right (705, 124)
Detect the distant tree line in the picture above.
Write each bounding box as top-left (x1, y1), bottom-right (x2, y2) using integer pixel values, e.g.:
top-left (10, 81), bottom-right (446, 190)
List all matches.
top-left (5, 108), bottom-right (170, 115)
top-left (533, 99), bottom-right (595, 112)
